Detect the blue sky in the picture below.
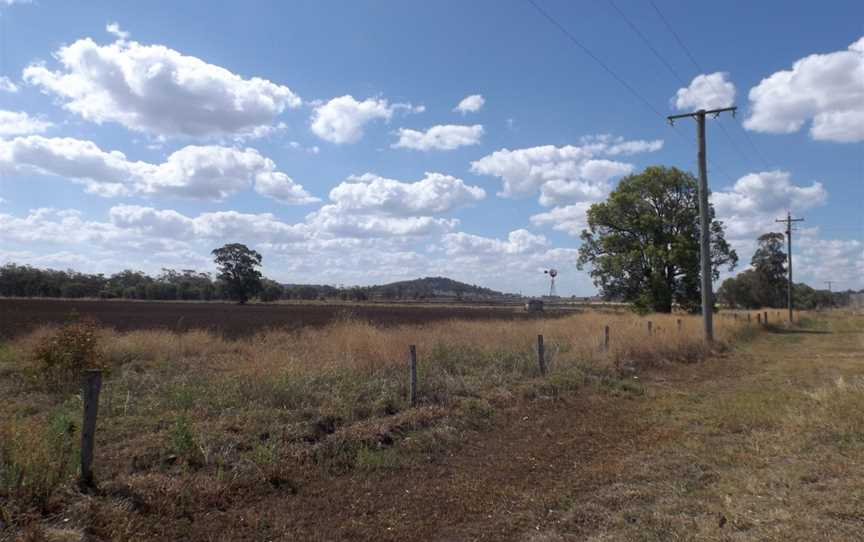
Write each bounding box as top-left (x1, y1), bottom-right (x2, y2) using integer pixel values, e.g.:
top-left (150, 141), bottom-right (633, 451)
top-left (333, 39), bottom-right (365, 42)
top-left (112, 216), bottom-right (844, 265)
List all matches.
top-left (0, 0), bottom-right (861, 295)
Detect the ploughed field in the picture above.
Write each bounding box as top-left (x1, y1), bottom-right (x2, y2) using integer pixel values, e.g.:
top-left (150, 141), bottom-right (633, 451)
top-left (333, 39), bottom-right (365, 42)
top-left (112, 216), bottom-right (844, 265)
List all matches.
top-left (0, 298), bottom-right (562, 339)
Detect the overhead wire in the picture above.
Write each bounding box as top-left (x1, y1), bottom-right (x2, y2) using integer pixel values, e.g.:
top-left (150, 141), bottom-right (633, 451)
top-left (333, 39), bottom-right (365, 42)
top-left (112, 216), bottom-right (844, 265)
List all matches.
top-left (606, 0), bottom-right (756, 175)
top-left (524, 0), bottom-right (736, 184)
top-left (647, 0), bottom-right (773, 172)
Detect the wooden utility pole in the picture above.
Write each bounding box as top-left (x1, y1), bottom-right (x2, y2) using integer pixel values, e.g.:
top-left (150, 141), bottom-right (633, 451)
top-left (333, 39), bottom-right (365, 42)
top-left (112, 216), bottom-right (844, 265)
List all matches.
top-left (667, 106), bottom-right (737, 343)
top-left (776, 211), bottom-right (804, 323)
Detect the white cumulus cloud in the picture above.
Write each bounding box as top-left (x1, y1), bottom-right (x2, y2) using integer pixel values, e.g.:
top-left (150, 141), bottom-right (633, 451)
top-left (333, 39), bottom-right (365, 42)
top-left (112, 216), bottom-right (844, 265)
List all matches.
top-left (454, 94), bottom-right (485, 114)
top-left (329, 172), bottom-right (485, 215)
top-left (393, 124), bottom-right (484, 151)
top-left (0, 110), bottom-right (53, 136)
top-left (0, 136), bottom-right (317, 203)
top-left (310, 95), bottom-right (394, 144)
top-left (529, 202), bottom-right (594, 236)
top-left (712, 170), bottom-right (828, 238)
top-left (745, 36), bottom-right (864, 142)
top-left (0, 76), bottom-right (19, 93)
top-left (673, 72), bottom-right (736, 111)
top-left (470, 136), bottom-right (661, 200)
top-left (23, 36), bottom-right (301, 138)
top-left (443, 229), bottom-right (548, 256)
top-left (303, 171), bottom-right (481, 238)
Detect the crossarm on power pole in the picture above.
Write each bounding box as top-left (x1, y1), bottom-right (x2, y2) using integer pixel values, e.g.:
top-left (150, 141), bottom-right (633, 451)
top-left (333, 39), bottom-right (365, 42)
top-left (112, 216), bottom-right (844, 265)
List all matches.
top-left (667, 106), bottom-right (737, 125)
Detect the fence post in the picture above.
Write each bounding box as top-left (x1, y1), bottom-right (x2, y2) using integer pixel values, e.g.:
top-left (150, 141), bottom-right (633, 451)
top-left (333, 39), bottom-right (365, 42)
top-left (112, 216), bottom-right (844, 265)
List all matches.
top-left (764, 311), bottom-right (768, 325)
top-left (408, 345), bottom-right (417, 407)
top-left (537, 334), bottom-right (547, 376)
top-left (647, 321), bottom-right (653, 336)
top-left (603, 325), bottom-right (610, 351)
top-left (80, 369), bottom-right (103, 488)
top-left (747, 313), bottom-right (751, 324)
top-left (757, 313), bottom-right (762, 325)
top-left (676, 319), bottom-right (682, 332)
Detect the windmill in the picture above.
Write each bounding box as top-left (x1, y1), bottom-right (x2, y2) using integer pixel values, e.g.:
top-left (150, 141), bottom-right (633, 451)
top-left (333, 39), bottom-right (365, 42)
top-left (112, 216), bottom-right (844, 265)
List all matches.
top-left (544, 268), bottom-right (558, 297)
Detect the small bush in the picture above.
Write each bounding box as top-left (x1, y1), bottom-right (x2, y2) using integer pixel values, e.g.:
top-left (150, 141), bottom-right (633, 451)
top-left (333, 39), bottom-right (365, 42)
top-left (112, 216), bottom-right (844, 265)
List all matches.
top-left (29, 319), bottom-right (105, 391)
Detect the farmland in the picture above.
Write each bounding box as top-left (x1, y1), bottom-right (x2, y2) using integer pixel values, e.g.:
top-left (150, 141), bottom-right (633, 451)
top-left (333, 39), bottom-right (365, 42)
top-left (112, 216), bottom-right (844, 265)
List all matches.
top-left (0, 298), bottom-right (574, 340)
top-left (2, 307), bottom-right (862, 541)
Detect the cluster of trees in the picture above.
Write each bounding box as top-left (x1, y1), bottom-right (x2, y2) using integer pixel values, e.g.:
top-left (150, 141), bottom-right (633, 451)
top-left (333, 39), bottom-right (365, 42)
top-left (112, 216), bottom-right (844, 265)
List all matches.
top-left (718, 233), bottom-right (853, 309)
top-left (576, 166), bottom-right (857, 312)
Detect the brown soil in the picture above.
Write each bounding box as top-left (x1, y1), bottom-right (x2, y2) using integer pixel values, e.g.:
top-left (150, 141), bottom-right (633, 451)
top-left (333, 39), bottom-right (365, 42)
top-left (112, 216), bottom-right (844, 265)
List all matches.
top-left (0, 298), bottom-right (565, 340)
top-left (121, 390), bottom-right (654, 541)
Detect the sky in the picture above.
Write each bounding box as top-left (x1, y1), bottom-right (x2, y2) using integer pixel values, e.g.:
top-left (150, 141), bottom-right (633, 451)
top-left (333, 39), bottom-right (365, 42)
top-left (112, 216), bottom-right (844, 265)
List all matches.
top-left (0, 0), bottom-right (861, 295)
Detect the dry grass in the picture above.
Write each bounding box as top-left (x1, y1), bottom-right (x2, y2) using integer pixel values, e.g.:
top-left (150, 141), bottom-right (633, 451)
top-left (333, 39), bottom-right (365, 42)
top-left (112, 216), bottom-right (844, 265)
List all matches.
top-left (0, 308), bottom-right (756, 538)
top-left (533, 311), bottom-right (864, 541)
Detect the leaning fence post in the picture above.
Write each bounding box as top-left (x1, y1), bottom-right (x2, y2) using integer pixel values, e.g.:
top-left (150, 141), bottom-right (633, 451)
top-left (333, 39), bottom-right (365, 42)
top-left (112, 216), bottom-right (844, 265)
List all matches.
top-left (603, 325), bottom-right (610, 352)
top-left (537, 334), bottom-right (547, 376)
top-left (80, 369), bottom-right (103, 488)
top-left (408, 345), bottom-right (417, 407)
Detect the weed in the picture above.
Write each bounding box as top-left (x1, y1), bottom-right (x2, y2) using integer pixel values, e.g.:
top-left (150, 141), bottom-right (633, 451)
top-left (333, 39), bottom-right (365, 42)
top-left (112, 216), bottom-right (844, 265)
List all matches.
top-left (27, 319), bottom-right (105, 391)
top-left (0, 408), bottom-right (78, 513)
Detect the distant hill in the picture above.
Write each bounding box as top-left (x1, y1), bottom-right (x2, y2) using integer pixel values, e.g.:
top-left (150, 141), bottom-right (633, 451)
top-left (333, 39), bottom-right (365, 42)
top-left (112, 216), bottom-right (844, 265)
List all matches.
top-left (368, 277), bottom-right (511, 300)
top-left (281, 276), bottom-right (515, 301)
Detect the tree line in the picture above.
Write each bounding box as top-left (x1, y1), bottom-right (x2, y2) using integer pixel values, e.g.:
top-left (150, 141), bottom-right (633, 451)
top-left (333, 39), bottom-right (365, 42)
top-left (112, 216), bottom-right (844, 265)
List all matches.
top-left (577, 166), bottom-right (857, 311)
top-left (0, 262), bottom-right (382, 303)
top-left (717, 233), bottom-right (853, 309)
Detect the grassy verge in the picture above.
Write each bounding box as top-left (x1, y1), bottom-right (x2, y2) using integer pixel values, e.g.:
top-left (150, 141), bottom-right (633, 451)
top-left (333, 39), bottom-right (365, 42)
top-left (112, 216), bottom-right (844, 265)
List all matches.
top-left (534, 311), bottom-right (864, 541)
top-left (0, 310), bottom-right (753, 538)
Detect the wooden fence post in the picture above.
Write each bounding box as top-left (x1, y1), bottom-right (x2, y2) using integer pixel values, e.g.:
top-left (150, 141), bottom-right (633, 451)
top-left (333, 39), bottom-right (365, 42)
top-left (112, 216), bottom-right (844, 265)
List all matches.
top-left (764, 311), bottom-right (768, 325)
top-left (647, 321), bottom-right (653, 336)
top-left (676, 319), bottom-right (682, 332)
top-left (757, 313), bottom-right (762, 325)
top-left (80, 369), bottom-right (102, 488)
top-left (747, 313), bottom-right (751, 324)
top-left (603, 325), bottom-right (610, 352)
top-left (408, 345), bottom-right (417, 407)
top-left (537, 334), bottom-right (547, 376)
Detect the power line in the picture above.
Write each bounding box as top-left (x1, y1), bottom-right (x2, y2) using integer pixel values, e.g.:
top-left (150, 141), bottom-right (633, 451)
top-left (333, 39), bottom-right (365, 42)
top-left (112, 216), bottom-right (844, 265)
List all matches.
top-left (525, 0), bottom-right (666, 120)
top-left (647, 0), bottom-right (772, 171)
top-left (525, 0), bottom-right (737, 185)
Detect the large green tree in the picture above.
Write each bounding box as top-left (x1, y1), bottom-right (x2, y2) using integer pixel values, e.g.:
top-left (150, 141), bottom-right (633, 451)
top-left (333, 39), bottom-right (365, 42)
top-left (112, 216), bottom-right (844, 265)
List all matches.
top-left (750, 232), bottom-right (787, 308)
top-left (577, 166), bottom-right (737, 313)
top-left (211, 243), bottom-right (263, 304)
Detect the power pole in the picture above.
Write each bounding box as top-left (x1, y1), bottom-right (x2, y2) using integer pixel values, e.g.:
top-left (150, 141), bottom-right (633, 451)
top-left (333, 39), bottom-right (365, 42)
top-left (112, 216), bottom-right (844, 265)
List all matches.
top-left (668, 106), bottom-right (737, 344)
top-left (776, 211), bottom-right (804, 322)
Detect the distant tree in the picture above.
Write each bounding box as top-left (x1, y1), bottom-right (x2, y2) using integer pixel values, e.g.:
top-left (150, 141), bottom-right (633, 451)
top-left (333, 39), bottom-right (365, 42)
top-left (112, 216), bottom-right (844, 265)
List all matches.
top-left (577, 166), bottom-right (737, 313)
top-left (211, 243), bottom-right (263, 304)
top-left (750, 232), bottom-right (787, 308)
top-left (718, 269), bottom-right (760, 309)
top-left (259, 279), bottom-right (284, 302)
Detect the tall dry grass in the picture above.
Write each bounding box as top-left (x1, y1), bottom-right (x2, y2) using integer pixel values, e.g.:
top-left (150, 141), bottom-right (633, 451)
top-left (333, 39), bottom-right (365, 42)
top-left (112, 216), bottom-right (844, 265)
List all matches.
top-left (0, 309), bottom-right (758, 530)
